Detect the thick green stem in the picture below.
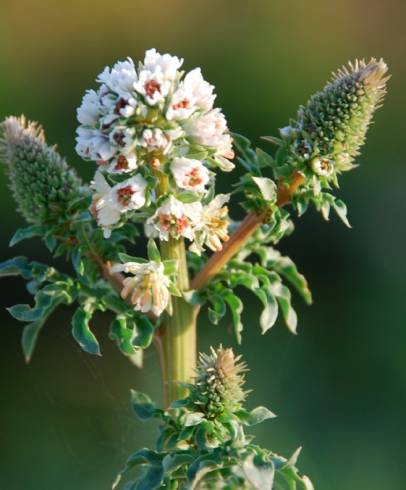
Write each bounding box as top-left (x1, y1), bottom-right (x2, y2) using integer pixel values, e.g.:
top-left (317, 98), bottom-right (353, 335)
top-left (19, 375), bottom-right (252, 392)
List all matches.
top-left (153, 170), bottom-right (197, 406)
top-left (159, 238), bottom-right (197, 405)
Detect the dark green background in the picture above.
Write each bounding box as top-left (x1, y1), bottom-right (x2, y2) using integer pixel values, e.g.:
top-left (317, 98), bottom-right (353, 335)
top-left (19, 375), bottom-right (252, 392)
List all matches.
top-left (0, 1), bottom-right (405, 489)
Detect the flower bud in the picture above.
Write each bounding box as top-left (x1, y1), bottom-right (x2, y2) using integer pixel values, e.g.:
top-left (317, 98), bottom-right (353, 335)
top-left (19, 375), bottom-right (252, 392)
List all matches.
top-left (1, 116), bottom-right (84, 225)
top-left (189, 346), bottom-right (247, 417)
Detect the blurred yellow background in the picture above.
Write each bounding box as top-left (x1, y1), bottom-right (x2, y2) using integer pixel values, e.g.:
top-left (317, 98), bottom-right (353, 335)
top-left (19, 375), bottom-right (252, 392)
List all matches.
top-left (0, 1), bottom-right (405, 489)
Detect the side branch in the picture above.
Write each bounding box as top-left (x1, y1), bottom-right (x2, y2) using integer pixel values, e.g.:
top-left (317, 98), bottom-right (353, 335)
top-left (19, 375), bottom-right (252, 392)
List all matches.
top-left (190, 171), bottom-right (304, 290)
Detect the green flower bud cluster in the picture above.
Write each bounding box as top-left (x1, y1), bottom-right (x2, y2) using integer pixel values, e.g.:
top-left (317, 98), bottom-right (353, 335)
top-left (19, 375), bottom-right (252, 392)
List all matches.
top-left (116, 347), bottom-right (313, 489)
top-left (0, 116), bottom-right (84, 225)
top-left (188, 346), bottom-right (248, 417)
top-left (280, 58), bottom-right (388, 180)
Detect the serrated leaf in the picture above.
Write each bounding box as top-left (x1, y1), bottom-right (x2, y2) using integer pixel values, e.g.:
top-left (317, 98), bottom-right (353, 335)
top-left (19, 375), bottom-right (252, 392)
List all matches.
top-left (71, 305), bottom-right (100, 355)
top-left (9, 225), bottom-right (46, 247)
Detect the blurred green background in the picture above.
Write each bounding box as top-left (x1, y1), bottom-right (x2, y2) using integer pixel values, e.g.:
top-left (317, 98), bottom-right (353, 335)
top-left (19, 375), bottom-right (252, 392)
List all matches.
top-left (0, 1), bottom-right (405, 489)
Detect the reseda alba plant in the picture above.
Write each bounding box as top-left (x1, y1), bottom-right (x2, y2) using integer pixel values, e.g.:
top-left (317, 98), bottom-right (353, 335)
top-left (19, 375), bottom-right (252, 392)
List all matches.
top-left (0, 50), bottom-right (388, 489)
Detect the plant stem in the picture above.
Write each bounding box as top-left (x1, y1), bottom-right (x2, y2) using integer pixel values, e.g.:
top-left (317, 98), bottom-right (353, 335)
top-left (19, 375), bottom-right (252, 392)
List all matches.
top-left (191, 171), bottom-right (304, 290)
top-left (154, 169), bottom-right (197, 406)
top-left (159, 238), bottom-right (197, 405)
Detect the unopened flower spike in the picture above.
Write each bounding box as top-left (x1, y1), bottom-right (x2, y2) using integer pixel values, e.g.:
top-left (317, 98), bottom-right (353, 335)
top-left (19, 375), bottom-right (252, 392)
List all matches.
top-left (0, 115), bottom-right (84, 225)
top-left (187, 345), bottom-right (248, 416)
top-left (275, 58), bottom-right (389, 185)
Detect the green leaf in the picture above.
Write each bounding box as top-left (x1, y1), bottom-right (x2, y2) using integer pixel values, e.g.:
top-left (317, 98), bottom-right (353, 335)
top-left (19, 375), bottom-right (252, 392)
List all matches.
top-left (130, 390), bottom-right (161, 421)
top-left (0, 256), bottom-right (29, 277)
top-left (163, 260), bottom-right (177, 276)
top-left (184, 412), bottom-right (205, 427)
top-left (208, 295), bottom-right (226, 325)
top-left (162, 452), bottom-right (193, 474)
top-left (266, 249), bottom-right (312, 305)
top-left (112, 449), bottom-right (162, 489)
top-left (118, 253), bottom-right (148, 264)
top-left (131, 316), bottom-right (155, 349)
top-left (239, 454), bottom-right (275, 490)
top-left (134, 464), bottom-right (164, 490)
top-left (147, 239), bottom-right (161, 263)
top-left (252, 176), bottom-right (277, 201)
top-left (237, 406), bottom-right (277, 426)
top-left (21, 320), bottom-right (45, 363)
top-left (71, 247), bottom-right (85, 276)
top-left (110, 316), bottom-right (136, 355)
top-left (9, 225), bottom-right (46, 247)
top-left (332, 197), bottom-right (351, 228)
top-left (187, 454), bottom-right (219, 489)
top-left (254, 289), bottom-right (279, 334)
top-left (268, 277), bottom-right (298, 334)
top-left (223, 292), bottom-right (244, 343)
top-left (71, 305), bottom-right (101, 355)
top-left (20, 295), bottom-right (64, 362)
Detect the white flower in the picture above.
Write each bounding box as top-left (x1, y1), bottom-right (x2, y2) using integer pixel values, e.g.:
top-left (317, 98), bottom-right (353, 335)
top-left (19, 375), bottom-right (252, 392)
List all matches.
top-left (135, 69), bottom-right (171, 106)
top-left (146, 195), bottom-right (202, 241)
top-left (112, 260), bottom-right (170, 316)
top-left (90, 171), bottom-right (121, 238)
top-left (185, 109), bottom-right (234, 170)
top-left (171, 157), bottom-right (210, 192)
top-left (143, 48), bottom-right (183, 81)
top-left (107, 153), bottom-right (137, 174)
top-left (140, 128), bottom-right (171, 153)
top-left (76, 127), bottom-right (116, 161)
top-left (166, 68), bottom-right (215, 121)
top-left (90, 172), bottom-right (147, 237)
top-left (112, 174), bottom-right (147, 210)
top-left (310, 157), bottom-right (334, 177)
top-left (77, 89), bottom-right (100, 126)
top-left (97, 58), bottom-right (138, 96)
top-left (191, 194), bottom-right (230, 254)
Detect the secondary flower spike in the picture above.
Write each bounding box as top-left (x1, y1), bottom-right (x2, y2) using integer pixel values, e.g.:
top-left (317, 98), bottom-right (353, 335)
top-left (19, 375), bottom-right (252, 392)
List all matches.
top-left (276, 58), bottom-right (389, 182)
top-left (75, 49), bottom-right (234, 249)
top-left (0, 116), bottom-right (83, 225)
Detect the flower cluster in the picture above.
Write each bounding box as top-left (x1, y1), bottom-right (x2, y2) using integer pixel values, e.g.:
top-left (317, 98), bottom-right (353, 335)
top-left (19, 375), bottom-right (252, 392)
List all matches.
top-left (76, 49), bottom-right (233, 247)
